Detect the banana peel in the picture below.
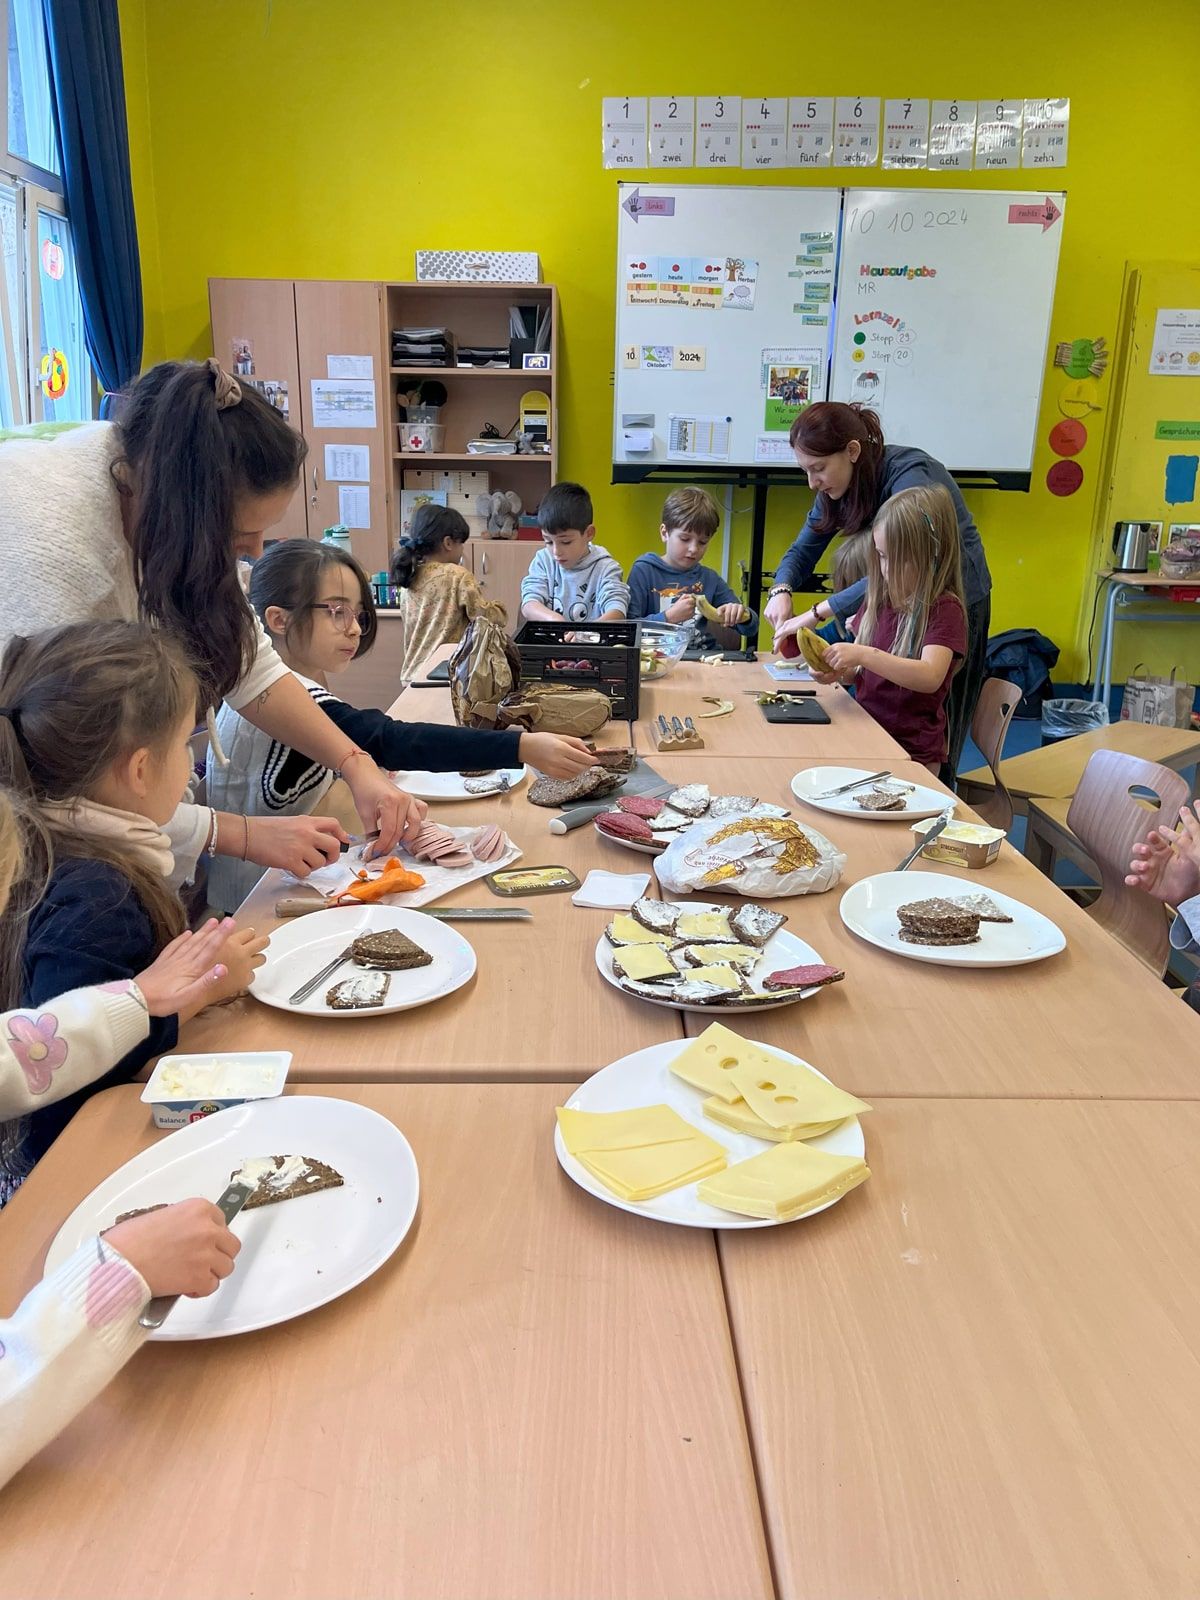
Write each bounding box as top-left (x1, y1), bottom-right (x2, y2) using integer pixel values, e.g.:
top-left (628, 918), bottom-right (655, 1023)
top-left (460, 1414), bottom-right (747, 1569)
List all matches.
top-left (696, 594), bottom-right (750, 626)
top-left (798, 627), bottom-right (832, 672)
top-left (699, 696), bottom-right (734, 718)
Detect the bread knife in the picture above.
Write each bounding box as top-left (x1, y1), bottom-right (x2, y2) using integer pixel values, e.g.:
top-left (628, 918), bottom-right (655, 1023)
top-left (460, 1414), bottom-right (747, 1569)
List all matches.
top-left (137, 1177), bottom-right (256, 1331)
top-left (273, 895), bottom-right (530, 920)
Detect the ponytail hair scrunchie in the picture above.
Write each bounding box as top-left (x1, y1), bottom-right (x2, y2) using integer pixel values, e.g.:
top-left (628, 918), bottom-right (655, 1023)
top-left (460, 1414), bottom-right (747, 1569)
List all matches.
top-left (205, 357), bottom-right (242, 411)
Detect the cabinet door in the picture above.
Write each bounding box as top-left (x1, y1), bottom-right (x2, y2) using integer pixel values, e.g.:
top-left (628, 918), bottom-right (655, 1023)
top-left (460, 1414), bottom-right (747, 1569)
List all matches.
top-left (294, 281), bottom-right (388, 574)
top-left (472, 539), bottom-right (531, 635)
top-left (208, 278), bottom-right (308, 541)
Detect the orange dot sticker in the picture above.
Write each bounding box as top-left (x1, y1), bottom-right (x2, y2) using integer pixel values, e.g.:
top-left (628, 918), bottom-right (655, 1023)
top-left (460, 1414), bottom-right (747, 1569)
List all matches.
top-left (1049, 418), bottom-right (1086, 457)
top-left (1046, 460), bottom-right (1083, 497)
top-left (39, 349), bottom-right (68, 401)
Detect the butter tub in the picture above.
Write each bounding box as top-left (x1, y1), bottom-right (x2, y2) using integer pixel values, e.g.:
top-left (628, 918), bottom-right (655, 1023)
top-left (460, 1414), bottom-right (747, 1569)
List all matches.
top-left (141, 1052), bottom-right (292, 1129)
top-left (909, 818), bottom-right (1004, 870)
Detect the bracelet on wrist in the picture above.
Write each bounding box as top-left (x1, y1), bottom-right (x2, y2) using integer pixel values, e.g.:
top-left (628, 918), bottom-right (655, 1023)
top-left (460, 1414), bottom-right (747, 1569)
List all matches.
top-left (334, 748), bottom-right (370, 779)
top-left (204, 808), bottom-right (219, 858)
top-left (767, 584), bottom-right (792, 599)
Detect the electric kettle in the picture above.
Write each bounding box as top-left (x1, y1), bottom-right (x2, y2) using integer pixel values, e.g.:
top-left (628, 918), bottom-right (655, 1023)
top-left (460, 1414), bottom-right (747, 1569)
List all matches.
top-left (1112, 521), bottom-right (1152, 573)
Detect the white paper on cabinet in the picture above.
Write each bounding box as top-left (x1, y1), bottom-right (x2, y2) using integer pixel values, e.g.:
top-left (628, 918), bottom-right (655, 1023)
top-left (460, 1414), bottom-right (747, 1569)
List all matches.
top-left (338, 484), bottom-right (371, 529)
top-left (324, 444), bottom-right (370, 481)
top-left (310, 379), bottom-right (376, 430)
top-left (327, 354), bottom-right (373, 380)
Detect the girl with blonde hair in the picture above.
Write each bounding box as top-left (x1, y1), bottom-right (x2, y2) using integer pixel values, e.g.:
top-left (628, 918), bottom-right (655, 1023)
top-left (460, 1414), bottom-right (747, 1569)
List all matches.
top-left (814, 484), bottom-right (967, 773)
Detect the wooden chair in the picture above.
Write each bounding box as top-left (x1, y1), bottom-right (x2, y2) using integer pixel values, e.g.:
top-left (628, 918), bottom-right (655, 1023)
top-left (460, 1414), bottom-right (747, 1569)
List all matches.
top-left (1062, 748), bottom-right (1190, 976)
top-left (967, 677), bottom-right (1022, 831)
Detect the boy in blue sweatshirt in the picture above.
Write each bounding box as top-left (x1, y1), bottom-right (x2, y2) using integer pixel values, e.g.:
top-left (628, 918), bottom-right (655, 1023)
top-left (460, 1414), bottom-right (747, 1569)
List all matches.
top-left (627, 487), bottom-right (758, 645)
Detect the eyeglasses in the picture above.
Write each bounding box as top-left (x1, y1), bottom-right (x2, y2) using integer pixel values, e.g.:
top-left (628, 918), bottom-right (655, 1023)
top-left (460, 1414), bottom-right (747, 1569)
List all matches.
top-left (305, 602), bottom-right (369, 633)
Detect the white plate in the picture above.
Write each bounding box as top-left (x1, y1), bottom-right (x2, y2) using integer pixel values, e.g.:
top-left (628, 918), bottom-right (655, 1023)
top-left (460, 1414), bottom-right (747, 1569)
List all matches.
top-left (839, 871), bottom-right (1067, 968)
top-left (593, 815), bottom-right (668, 856)
top-left (791, 766), bottom-right (950, 822)
top-left (253, 905), bottom-right (476, 1016)
top-left (391, 765), bottom-right (526, 801)
top-left (554, 1039), bottom-right (866, 1229)
top-left (44, 1096), bottom-right (418, 1339)
top-left (595, 900), bottom-right (828, 1014)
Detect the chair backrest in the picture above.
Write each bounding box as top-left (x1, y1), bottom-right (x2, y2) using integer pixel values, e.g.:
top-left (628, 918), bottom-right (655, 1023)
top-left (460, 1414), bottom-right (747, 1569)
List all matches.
top-left (969, 677), bottom-right (1021, 831)
top-left (1066, 748), bottom-right (1191, 975)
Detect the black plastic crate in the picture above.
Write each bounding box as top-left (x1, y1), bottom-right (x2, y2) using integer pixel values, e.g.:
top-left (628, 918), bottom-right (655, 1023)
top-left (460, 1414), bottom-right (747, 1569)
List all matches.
top-left (513, 620), bottom-right (642, 721)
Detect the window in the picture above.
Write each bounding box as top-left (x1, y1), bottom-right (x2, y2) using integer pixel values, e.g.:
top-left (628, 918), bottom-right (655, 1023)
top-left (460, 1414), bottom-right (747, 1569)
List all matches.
top-left (0, 0), bottom-right (93, 425)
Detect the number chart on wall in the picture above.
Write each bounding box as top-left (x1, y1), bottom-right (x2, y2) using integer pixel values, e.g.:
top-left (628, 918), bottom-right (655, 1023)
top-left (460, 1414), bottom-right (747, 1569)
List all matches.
top-left (613, 183), bottom-right (842, 475)
top-left (831, 188), bottom-right (1066, 472)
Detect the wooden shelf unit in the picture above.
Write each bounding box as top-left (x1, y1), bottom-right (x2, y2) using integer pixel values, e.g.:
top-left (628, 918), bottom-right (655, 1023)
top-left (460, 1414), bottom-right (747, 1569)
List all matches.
top-left (385, 281), bottom-right (557, 545)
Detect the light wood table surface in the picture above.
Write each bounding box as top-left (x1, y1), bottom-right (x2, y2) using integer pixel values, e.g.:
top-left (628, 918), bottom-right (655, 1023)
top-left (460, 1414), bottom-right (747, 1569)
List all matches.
top-left (720, 1097), bottom-right (1200, 1600)
top-left (0, 1082), bottom-right (773, 1600)
top-left (178, 774), bottom-right (684, 1081)
top-left (666, 756), bottom-right (1200, 1100)
top-left (960, 720), bottom-right (1200, 815)
top-left (635, 656), bottom-right (907, 761)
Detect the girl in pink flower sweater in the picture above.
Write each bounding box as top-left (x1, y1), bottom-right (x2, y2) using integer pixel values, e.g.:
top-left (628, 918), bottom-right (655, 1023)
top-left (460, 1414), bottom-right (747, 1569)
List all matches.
top-left (0, 788), bottom-right (251, 1487)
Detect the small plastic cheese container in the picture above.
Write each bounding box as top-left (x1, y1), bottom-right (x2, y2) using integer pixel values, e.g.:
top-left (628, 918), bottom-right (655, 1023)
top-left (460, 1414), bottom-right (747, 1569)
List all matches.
top-left (909, 818), bottom-right (1004, 870)
top-left (141, 1052), bottom-right (291, 1129)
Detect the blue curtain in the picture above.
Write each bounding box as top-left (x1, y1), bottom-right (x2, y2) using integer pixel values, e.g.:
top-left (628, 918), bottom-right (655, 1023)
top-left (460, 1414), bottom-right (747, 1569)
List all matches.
top-left (40, 0), bottom-right (142, 417)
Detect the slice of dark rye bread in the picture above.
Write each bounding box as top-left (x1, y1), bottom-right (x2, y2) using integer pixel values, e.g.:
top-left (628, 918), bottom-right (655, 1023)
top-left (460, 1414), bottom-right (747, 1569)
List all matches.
top-left (585, 744), bottom-right (637, 773)
top-left (630, 896), bottom-right (680, 934)
top-left (350, 931), bottom-right (433, 971)
top-left (112, 1156), bottom-right (345, 1226)
top-left (328, 971), bottom-right (393, 1008)
top-left (528, 769), bottom-right (625, 807)
top-left (854, 789), bottom-right (906, 811)
top-left (730, 904), bottom-right (787, 947)
top-left (896, 897), bottom-right (980, 946)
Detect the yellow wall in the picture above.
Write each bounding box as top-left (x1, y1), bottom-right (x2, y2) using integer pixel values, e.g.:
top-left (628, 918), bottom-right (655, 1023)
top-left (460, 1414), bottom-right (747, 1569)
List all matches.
top-left (119, 0), bottom-right (1200, 680)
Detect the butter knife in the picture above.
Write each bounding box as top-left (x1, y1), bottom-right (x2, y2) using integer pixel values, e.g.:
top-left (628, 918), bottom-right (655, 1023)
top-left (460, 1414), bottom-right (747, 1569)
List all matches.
top-left (811, 770), bottom-right (891, 801)
top-left (138, 1177), bottom-right (255, 1330)
top-left (895, 808), bottom-right (954, 873)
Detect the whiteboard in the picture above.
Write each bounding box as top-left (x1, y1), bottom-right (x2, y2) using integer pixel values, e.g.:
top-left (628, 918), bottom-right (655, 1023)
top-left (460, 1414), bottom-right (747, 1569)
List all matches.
top-left (830, 189), bottom-right (1066, 472)
top-left (613, 183), bottom-right (841, 472)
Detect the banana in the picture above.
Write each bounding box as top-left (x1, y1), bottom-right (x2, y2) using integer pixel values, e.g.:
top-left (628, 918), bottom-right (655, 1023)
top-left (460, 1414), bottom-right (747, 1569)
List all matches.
top-left (798, 627), bottom-right (831, 672)
top-left (696, 594), bottom-right (750, 626)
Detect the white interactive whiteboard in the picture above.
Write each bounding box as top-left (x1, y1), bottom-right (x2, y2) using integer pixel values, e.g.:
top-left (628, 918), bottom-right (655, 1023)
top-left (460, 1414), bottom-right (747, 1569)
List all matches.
top-left (830, 189), bottom-right (1065, 473)
top-left (613, 183), bottom-right (842, 474)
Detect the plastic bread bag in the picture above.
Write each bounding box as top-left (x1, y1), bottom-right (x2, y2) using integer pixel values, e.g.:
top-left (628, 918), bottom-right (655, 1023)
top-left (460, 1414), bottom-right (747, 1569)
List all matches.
top-left (655, 808), bottom-right (846, 899)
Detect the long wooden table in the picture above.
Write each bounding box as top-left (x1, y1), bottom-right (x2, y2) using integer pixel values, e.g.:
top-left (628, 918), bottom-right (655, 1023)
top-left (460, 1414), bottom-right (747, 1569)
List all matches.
top-left (0, 1082), bottom-right (773, 1600)
top-left (720, 1097), bottom-right (1200, 1600)
top-left (671, 756), bottom-right (1200, 1099)
top-left (959, 719), bottom-right (1200, 817)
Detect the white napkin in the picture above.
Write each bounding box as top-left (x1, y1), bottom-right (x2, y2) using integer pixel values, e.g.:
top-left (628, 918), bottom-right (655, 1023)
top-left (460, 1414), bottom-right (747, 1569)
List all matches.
top-left (571, 869), bottom-right (652, 910)
top-left (282, 825), bottom-right (521, 908)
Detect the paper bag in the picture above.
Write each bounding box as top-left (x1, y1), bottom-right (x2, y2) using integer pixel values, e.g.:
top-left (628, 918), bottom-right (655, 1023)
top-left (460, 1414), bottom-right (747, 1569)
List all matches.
top-left (656, 809), bottom-right (845, 900)
top-left (1119, 665), bottom-right (1193, 729)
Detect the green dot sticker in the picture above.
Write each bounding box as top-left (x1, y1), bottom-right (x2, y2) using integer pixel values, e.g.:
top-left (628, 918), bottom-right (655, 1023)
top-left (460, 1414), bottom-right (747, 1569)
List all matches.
top-left (853, 332), bottom-right (867, 346)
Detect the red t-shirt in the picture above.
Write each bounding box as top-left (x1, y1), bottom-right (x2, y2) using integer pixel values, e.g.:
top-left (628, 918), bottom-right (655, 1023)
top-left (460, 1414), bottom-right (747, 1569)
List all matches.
top-left (851, 594), bottom-right (967, 766)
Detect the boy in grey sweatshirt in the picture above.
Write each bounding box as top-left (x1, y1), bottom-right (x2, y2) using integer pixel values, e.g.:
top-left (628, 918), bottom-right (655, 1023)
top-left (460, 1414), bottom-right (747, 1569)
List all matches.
top-left (520, 482), bottom-right (630, 624)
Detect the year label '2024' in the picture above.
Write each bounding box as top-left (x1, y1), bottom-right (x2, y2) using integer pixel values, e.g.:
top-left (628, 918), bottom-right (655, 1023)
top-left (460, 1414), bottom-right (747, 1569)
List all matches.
top-left (848, 206), bottom-right (969, 235)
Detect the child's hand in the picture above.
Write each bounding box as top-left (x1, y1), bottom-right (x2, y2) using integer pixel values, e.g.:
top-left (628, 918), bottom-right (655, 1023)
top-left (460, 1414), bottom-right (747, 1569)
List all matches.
top-left (664, 594), bottom-right (697, 624)
top-left (518, 732), bottom-right (599, 778)
top-left (823, 642), bottom-right (868, 674)
top-left (245, 814), bottom-right (348, 874)
top-left (1127, 805), bottom-right (1200, 904)
top-left (810, 667), bottom-right (843, 686)
top-left (718, 602), bottom-right (746, 628)
top-left (105, 1198), bottom-right (241, 1299)
top-left (202, 927), bottom-right (270, 1007)
top-left (135, 917), bottom-right (239, 1018)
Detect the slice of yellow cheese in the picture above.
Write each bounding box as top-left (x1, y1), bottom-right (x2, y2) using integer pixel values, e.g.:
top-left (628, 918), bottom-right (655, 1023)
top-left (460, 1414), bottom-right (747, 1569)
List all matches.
top-left (556, 1104), bottom-right (727, 1201)
top-left (607, 914), bottom-right (675, 946)
top-left (702, 1095), bottom-right (843, 1143)
top-left (727, 1055), bottom-right (871, 1132)
top-left (675, 910), bottom-right (734, 941)
top-left (668, 1021), bottom-right (759, 1103)
top-left (697, 1141), bottom-right (869, 1220)
top-left (612, 944), bottom-right (678, 981)
top-left (682, 943), bottom-right (760, 970)
top-left (685, 963), bottom-right (743, 992)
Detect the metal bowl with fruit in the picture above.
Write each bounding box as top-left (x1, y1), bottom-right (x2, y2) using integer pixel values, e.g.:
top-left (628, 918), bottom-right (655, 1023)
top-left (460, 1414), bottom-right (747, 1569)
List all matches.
top-left (638, 622), bottom-right (690, 680)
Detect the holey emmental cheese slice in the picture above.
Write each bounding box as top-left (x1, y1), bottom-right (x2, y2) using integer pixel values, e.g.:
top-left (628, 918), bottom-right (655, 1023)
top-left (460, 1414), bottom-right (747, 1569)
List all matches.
top-left (668, 1022), bottom-right (757, 1103)
top-left (727, 1055), bottom-right (870, 1132)
top-left (698, 1142), bottom-right (869, 1221)
top-left (556, 1104), bottom-right (727, 1202)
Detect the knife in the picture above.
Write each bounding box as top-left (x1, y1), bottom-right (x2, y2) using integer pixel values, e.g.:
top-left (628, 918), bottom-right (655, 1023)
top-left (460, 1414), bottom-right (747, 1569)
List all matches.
top-left (273, 895), bottom-right (530, 920)
top-left (553, 777), bottom-right (676, 834)
top-left (895, 808), bottom-right (954, 873)
top-left (340, 830), bottom-right (381, 854)
top-left (138, 1177), bottom-right (256, 1330)
top-left (810, 770), bottom-right (891, 801)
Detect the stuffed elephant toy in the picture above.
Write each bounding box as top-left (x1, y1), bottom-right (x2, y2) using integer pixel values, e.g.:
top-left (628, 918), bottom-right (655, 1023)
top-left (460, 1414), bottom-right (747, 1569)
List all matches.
top-left (476, 489), bottom-right (523, 538)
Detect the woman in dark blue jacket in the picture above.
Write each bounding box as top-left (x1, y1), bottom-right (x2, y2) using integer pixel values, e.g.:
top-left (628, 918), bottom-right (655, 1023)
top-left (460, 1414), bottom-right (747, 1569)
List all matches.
top-left (766, 402), bottom-right (991, 779)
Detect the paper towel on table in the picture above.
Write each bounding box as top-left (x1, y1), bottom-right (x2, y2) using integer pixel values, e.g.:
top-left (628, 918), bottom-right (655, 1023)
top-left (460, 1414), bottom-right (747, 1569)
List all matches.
top-left (571, 869), bottom-right (652, 910)
top-left (283, 824), bottom-right (521, 908)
